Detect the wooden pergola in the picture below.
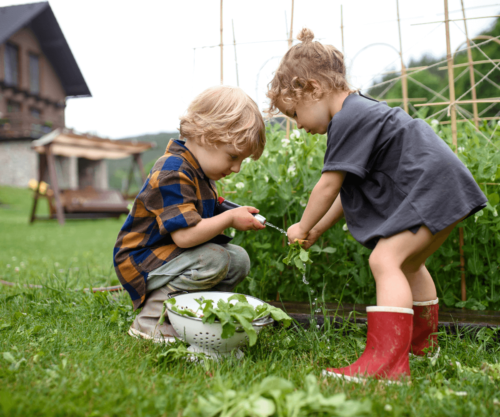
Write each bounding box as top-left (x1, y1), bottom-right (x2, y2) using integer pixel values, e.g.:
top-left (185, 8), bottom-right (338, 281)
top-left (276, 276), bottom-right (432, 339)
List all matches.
top-left (30, 129), bottom-right (154, 225)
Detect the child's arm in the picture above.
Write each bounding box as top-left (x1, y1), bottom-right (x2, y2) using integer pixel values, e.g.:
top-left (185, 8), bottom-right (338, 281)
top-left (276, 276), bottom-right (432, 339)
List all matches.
top-left (288, 171), bottom-right (345, 244)
top-left (171, 206), bottom-right (265, 248)
top-left (301, 195), bottom-right (344, 249)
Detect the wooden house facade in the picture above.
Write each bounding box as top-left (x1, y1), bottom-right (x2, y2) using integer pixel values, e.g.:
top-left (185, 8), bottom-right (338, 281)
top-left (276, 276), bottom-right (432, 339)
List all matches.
top-left (0, 1), bottom-right (91, 187)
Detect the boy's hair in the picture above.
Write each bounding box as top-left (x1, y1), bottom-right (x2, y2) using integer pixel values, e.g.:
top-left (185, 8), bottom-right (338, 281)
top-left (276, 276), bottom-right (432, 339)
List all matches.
top-left (179, 85), bottom-right (266, 159)
top-left (267, 28), bottom-right (354, 115)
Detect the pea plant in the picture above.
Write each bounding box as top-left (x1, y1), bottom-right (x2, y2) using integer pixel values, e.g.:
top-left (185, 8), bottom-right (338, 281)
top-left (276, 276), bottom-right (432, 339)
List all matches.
top-left (219, 121), bottom-right (500, 310)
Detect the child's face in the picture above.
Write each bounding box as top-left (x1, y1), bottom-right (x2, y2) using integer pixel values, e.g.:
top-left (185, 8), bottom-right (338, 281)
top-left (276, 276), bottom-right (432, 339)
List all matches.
top-left (188, 141), bottom-right (252, 181)
top-left (276, 96), bottom-right (332, 135)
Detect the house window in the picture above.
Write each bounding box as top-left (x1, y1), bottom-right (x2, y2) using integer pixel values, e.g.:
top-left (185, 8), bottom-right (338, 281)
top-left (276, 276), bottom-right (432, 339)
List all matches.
top-left (30, 108), bottom-right (41, 119)
top-left (4, 43), bottom-right (19, 87)
top-left (29, 53), bottom-right (40, 94)
top-left (7, 100), bottom-right (21, 113)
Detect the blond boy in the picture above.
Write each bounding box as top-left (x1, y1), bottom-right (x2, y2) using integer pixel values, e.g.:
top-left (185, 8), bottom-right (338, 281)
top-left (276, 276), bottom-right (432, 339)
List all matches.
top-left (113, 86), bottom-right (266, 342)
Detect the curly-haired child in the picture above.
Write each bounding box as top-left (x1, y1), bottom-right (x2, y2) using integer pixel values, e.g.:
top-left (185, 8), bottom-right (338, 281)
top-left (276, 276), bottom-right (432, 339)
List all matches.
top-left (114, 86), bottom-right (266, 343)
top-left (267, 28), bottom-right (487, 382)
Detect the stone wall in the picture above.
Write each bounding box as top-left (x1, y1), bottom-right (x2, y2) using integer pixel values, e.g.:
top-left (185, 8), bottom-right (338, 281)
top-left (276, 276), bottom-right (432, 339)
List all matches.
top-left (0, 142), bottom-right (109, 190)
top-left (0, 140), bottom-right (37, 187)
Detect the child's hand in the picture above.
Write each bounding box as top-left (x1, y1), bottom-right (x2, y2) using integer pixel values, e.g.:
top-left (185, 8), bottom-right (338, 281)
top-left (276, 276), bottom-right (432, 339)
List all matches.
top-left (230, 207), bottom-right (266, 231)
top-left (287, 223), bottom-right (308, 245)
top-left (300, 228), bottom-right (322, 250)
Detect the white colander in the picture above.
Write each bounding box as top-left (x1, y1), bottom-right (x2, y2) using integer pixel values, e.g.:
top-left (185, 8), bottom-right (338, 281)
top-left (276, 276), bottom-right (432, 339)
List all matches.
top-left (166, 291), bottom-right (273, 358)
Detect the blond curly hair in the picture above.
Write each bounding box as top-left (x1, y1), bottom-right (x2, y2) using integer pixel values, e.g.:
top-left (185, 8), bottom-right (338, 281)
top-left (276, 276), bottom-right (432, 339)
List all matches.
top-left (179, 85), bottom-right (266, 159)
top-left (267, 28), bottom-right (354, 115)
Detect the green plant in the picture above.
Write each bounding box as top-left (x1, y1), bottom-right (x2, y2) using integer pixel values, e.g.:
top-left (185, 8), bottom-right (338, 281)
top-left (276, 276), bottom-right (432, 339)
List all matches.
top-left (282, 241), bottom-right (312, 274)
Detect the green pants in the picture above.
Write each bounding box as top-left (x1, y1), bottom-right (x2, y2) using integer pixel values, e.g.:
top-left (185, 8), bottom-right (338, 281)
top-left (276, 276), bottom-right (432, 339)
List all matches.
top-left (146, 243), bottom-right (250, 294)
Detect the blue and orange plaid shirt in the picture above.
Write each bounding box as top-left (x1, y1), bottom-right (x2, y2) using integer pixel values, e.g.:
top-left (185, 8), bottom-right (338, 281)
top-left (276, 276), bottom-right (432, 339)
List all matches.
top-left (113, 139), bottom-right (219, 309)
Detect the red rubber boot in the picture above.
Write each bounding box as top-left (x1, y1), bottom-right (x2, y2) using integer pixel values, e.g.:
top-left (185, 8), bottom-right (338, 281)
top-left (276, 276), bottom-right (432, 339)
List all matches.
top-left (323, 307), bottom-right (413, 383)
top-left (411, 299), bottom-right (439, 356)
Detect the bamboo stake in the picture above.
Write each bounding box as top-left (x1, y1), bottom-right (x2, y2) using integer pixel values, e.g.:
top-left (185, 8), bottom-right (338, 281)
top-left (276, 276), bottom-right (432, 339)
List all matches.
top-left (437, 59), bottom-right (500, 70)
top-left (286, 0), bottom-right (294, 140)
top-left (396, 0), bottom-right (409, 113)
top-left (341, 5), bottom-right (345, 56)
top-left (459, 227), bottom-right (466, 301)
top-left (414, 98), bottom-right (500, 106)
top-left (445, 0), bottom-right (459, 150)
top-left (232, 19), bottom-right (239, 87)
top-left (440, 116), bottom-right (500, 124)
top-left (444, 0), bottom-right (466, 303)
top-left (220, 0), bottom-right (223, 85)
top-left (412, 15), bottom-right (500, 26)
top-left (461, 0), bottom-right (479, 128)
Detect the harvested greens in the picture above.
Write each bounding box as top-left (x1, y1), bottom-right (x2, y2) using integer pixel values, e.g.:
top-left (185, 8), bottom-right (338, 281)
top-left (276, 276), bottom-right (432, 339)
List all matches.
top-left (282, 241), bottom-right (312, 274)
top-left (160, 294), bottom-right (292, 346)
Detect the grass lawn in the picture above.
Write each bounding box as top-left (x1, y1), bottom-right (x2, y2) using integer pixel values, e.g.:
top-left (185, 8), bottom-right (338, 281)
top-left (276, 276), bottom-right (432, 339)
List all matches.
top-left (1, 186), bottom-right (500, 417)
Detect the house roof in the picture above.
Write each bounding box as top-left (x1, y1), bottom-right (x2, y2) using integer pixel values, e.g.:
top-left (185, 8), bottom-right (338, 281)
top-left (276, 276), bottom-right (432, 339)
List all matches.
top-left (32, 129), bottom-right (155, 160)
top-left (0, 1), bottom-right (91, 98)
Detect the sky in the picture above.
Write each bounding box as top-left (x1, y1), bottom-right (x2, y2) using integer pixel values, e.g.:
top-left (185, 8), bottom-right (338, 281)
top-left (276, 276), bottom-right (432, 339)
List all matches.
top-left (1, 0), bottom-right (499, 139)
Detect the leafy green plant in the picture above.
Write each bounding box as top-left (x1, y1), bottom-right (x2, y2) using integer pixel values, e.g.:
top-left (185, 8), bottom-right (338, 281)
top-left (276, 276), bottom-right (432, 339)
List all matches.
top-left (161, 294), bottom-right (292, 346)
top-left (184, 374), bottom-right (372, 417)
top-left (282, 241), bottom-right (312, 274)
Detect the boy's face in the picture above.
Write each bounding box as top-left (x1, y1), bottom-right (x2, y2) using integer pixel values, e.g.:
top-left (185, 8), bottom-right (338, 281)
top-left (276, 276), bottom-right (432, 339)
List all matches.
top-left (276, 96), bottom-right (332, 136)
top-left (187, 140), bottom-right (252, 181)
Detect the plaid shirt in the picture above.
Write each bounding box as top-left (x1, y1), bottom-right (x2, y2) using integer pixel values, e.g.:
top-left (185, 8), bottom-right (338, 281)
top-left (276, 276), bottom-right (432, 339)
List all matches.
top-left (114, 139), bottom-right (219, 309)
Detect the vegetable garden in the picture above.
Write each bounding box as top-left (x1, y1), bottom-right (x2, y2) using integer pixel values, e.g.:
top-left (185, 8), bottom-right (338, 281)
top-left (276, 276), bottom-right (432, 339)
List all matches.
top-left (222, 120), bottom-right (500, 311)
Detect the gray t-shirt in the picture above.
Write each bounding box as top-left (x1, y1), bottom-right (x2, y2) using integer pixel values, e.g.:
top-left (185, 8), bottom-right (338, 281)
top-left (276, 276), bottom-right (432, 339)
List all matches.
top-left (322, 93), bottom-right (487, 249)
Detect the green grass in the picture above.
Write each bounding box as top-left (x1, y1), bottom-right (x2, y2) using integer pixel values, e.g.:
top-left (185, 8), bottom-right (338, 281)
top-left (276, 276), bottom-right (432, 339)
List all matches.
top-left (1, 186), bottom-right (500, 416)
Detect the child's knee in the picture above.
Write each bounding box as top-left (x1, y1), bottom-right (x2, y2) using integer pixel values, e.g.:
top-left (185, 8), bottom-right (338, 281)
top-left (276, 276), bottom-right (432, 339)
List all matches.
top-left (191, 244), bottom-right (231, 286)
top-left (368, 249), bottom-right (399, 278)
top-left (228, 245), bottom-right (251, 277)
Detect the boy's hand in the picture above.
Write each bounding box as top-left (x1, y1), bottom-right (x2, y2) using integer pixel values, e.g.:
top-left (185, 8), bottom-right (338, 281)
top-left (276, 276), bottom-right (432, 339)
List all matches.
top-left (287, 223), bottom-right (308, 245)
top-left (230, 207), bottom-right (266, 231)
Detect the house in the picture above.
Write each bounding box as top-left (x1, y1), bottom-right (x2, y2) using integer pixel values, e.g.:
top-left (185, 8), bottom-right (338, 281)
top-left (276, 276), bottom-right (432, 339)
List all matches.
top-left (0, 1), bottom-right (91, 187)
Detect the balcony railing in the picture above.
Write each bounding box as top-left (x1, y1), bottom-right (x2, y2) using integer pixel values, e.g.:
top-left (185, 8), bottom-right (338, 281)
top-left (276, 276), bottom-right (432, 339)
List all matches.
top-left (0, 113), bottom-right (63, 139)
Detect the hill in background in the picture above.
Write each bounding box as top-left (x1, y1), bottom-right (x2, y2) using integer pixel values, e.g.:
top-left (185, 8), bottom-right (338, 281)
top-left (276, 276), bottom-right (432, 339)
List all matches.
top-left (108, 132), bottom-right (178, 192)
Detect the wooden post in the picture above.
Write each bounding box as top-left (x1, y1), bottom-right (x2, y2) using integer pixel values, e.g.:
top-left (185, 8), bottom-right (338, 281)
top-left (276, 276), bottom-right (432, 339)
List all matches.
top-left (396, 0), bottom-right (409, 113)
top-left (286, 0), bottom-right (294, 139)
top-left (30, 153), bottom-right (47, 223)
top-left (45, 144), bottom-right (65, 225)
top-left (124, 159), bottom-right (135, 196)
top-left (460, 0), bottom-right (479, 128)
top-left (232, 19), bottom-right (239, 87)
top-left (445, 0), bottom-right (466, 302)
top-left (220, 0), bottom-right (223, 85)
top-left (340, 5), bottom-right (345, 56)
top-left (134, 154), bottom-right (147, 183)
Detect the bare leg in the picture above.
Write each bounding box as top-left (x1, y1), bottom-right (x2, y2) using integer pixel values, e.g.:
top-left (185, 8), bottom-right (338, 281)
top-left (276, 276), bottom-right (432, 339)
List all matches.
top-left (369, 217), bottom-right (464, 308)
top-left (402, 217), bottom-right (463, 301)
